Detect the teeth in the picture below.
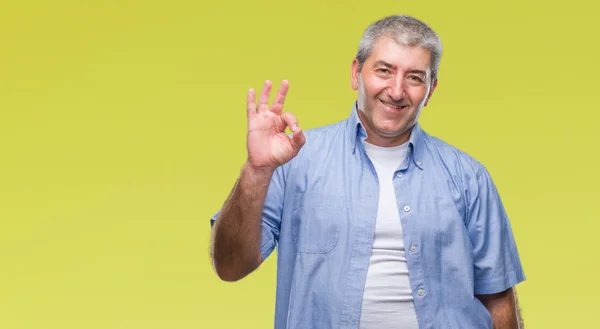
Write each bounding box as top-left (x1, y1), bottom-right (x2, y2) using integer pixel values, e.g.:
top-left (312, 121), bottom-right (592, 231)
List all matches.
top-left (381, 100), bottom-right (404, 109)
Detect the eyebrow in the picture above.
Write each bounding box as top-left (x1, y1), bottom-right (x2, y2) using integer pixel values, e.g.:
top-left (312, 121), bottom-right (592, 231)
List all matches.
top-left (407, 69), bottom-right (427, 76)
top-left (372, 61), bottom-right (427, 76)
top-left (373, 60), bottom-right (394, 68)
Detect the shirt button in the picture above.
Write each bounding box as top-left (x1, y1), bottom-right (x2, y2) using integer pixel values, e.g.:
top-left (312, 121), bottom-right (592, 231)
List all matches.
top-left (403, 205), bottom-right (411, 212)
top-left (417, 289), bottom-right (425, 296)
top-left (416, 161), bottom-right (422, 166)
top-left (410, 246), bottom-right (417, 253)
top-left (396, 172), bottom-right (403, 178)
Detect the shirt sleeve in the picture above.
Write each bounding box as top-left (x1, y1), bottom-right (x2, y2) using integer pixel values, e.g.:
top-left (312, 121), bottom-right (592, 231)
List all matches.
top-left (466, 166), bottom-right (526, 295)
top-left (209, 165), bottom-right (286, 262)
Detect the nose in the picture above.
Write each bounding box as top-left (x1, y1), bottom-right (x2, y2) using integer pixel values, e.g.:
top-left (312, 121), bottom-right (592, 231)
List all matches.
top-left (387, 76), bottom-right (406, 102)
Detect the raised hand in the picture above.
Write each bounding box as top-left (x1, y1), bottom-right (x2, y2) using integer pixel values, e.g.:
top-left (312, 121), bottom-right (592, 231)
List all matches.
top-left (246, 80), bottom-right (306, 170)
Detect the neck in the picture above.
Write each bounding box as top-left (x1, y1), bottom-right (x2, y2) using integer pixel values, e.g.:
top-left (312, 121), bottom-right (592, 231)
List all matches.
top-left (357, 110), bottom-right (414, 147)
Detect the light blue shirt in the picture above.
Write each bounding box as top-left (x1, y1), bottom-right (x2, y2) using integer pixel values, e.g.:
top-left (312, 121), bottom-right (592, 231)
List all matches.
top-left (210, 102), bottom-right (526, 329)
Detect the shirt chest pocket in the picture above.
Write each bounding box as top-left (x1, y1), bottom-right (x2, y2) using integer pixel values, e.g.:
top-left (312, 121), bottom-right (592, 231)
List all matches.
top-left (291, 193), bottom-right (346, 254)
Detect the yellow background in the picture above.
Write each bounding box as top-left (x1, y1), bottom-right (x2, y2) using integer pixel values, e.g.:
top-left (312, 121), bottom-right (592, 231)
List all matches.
top-left (1, 0), bottom-right (598, 328)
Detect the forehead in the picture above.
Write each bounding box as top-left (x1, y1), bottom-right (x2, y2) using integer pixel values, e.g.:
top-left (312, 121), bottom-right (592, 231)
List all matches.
top-left (366, 36), bottom-right (431, 70)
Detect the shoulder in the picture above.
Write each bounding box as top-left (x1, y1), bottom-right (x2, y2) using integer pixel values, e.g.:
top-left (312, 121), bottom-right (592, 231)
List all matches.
top-left (420, 130), bottom-right (498, 206)
top-left (302, 119), bottom-right (347, 147)
top-left (293, 118), bottom-right (349, 159)
top-left (278, 117), bottom-right (348, 176)
top-left (423, 131), bottom-right (488, 180)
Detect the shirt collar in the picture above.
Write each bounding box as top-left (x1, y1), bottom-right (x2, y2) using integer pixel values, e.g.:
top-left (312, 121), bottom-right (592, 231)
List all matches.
top-left (347, 101), bottom-right (425, 170)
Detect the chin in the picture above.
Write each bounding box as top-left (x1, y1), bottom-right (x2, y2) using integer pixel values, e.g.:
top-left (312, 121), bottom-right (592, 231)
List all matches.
top-left (374, 126), bottom-right (403, 138)
top-left (374, 121), bottom-right (403, 134)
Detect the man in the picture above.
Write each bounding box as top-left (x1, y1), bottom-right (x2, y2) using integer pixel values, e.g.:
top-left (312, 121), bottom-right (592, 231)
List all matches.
top-left (209, 15), bottom-right (526, 329)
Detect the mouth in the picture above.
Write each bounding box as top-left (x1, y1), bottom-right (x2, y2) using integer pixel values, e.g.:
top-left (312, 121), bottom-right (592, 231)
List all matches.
top-left (379, 99), bottom-right (409, 111)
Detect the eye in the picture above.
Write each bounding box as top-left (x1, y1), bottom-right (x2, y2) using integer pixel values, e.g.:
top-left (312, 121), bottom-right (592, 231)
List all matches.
top-left (408, 75), bottom-right (423, 82)
top-left (377, 68), bottom-right (391, 74)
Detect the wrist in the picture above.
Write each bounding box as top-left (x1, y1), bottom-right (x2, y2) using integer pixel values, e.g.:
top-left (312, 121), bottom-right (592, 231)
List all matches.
top-left (242, 161), bottom-right (276, 181)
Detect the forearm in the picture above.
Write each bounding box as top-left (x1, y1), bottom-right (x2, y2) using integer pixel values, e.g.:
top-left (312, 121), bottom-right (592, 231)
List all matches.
top-left (477, 288), bottom-right (523, 329)
top-left (488, 300), bottom-right (519, 329)
top-left (210, 162), bottom-right (275, 281)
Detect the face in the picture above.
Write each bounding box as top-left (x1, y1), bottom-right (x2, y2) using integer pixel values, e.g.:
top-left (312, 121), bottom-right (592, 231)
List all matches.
top-left (351, 36), bottom-right (438, 147)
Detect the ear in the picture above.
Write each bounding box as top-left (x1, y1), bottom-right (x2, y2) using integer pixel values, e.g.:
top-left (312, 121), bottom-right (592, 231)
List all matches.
top-left (424, 79), bottom-right (438, 106)
top-left (351, 58), bottom-right (360, 91)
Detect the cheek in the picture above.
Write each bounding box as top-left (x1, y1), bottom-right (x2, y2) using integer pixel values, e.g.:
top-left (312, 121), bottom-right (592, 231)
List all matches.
top-left (363, 78), bottom-right (388, 97)
top-left (408, 88), bottom-right (429, 104)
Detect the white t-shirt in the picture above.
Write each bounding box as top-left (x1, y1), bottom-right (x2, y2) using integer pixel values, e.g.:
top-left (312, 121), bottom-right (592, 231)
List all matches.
top-left (359, 141), bottom-right (419, 329)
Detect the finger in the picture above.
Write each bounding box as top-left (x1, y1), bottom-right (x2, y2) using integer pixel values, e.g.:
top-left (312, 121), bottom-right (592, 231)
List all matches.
top-left (270, 80), bottom-right (289, 114)
top-left (280, 112), bottom-right (299, 132)
top-left (291, 128), bottom-right (306, 152)
top-left (258, 80), bottom-right (272, 113)
top-left (247, 88), bottom-right (257, 118)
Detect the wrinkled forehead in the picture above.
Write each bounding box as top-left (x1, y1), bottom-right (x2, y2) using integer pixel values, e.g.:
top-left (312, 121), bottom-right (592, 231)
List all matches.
top-left (367, 36), bottom-right (432, 71)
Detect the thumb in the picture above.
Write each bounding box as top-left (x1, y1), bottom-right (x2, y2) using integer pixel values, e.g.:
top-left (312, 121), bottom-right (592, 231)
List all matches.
top-left (290, 127), bottom-right (306, 152)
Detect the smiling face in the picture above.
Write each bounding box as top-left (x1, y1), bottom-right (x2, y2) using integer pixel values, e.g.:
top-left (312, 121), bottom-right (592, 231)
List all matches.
top-left (352, 35), bottom-right (438, 147)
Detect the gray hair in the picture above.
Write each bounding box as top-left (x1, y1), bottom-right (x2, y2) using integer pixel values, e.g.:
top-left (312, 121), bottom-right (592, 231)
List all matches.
top-left (356, 15), bottom-right (443, 83)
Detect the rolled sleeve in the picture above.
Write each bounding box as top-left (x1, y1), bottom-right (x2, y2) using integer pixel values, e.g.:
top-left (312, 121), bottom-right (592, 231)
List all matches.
top-left (209, 165), bottom-right (286, 262)
top-left (466, 166), bottom-right (526, 295)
